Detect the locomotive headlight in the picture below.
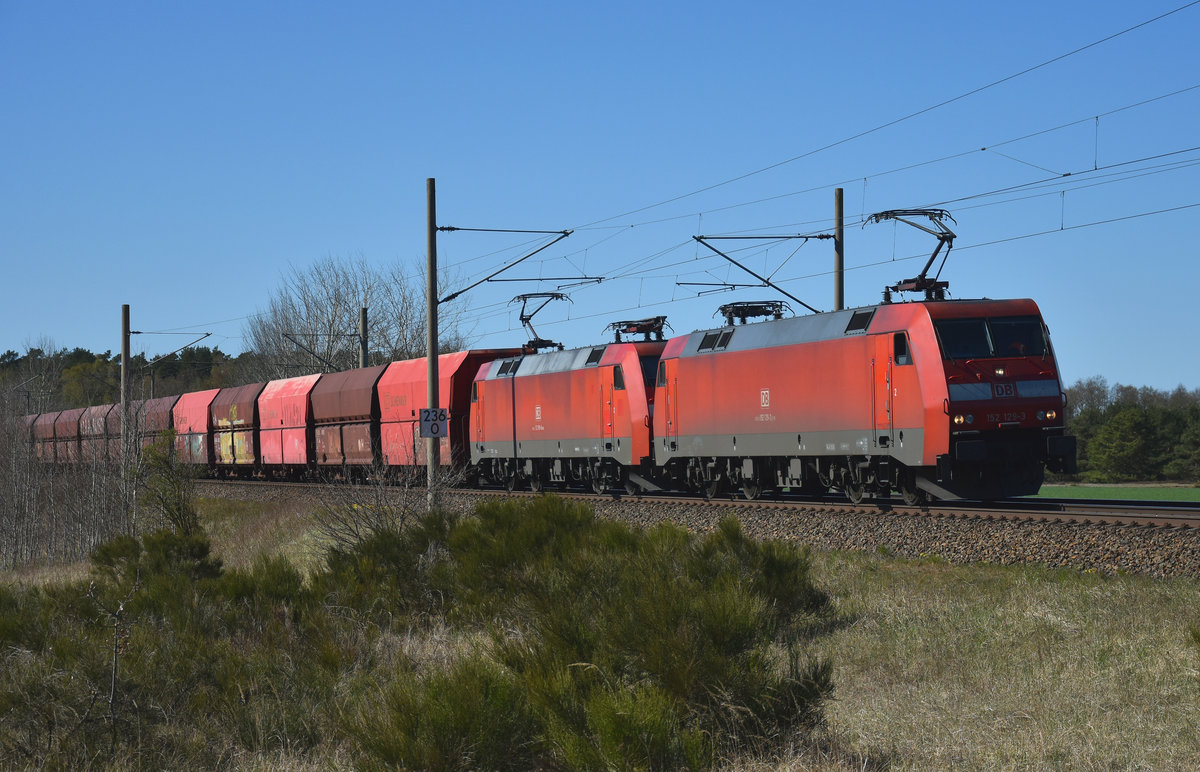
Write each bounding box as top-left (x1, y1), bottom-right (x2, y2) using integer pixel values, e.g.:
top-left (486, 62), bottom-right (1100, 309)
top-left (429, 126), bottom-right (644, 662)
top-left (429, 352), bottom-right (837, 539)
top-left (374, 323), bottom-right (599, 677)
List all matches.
top-left (994, 367), bottom-right (1006, 377)
top-left (1045, 409), bottom-right (1057, 421)
top-left (966, 414), bottom-right (975, 425)
top-left (1037, 411), bottom-right (1046, 421)
top-left (953, 414), bottom-right (965, 425)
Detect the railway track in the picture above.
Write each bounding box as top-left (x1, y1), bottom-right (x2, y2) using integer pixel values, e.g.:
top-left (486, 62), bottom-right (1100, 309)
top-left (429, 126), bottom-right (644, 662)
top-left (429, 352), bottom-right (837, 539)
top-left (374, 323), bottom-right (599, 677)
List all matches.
top-left (198, 478), bottom-right (1200, 529)
top-left (196, 479), bottom-right (1200, 577)
top-left (478, 486), bottom-right (1200, 529)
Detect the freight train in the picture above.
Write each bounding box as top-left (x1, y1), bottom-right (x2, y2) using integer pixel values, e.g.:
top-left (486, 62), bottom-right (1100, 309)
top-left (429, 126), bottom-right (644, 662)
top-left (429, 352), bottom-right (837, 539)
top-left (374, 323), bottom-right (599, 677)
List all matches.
top-left (23, 295), bottom-right (1077, 504)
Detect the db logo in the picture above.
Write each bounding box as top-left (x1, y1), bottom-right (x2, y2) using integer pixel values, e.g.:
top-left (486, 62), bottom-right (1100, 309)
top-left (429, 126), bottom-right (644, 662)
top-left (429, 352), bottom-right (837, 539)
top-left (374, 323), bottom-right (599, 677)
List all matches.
top-left (535, 405), bottom-right (542, 420)
top-left (760, 389), bottom-right (770, 408)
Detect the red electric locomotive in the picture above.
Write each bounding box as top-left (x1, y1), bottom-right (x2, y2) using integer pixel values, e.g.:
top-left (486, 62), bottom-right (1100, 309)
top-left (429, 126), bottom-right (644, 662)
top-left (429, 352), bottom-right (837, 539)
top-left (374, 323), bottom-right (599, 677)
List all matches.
top-left (470, 327), bottom-right (667, 493)
top-left (653, 297), bottom-right (1075, 503)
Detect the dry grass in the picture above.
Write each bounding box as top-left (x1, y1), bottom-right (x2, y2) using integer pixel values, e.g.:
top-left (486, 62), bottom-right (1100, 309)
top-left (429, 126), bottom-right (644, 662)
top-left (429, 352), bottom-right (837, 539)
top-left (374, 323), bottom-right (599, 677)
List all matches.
top-left (0, 559), bottom-right (90, 588)
top-left (794, 551), bottom-right (1200, 770)
top-left (198, 497), bottom-right (331, 575)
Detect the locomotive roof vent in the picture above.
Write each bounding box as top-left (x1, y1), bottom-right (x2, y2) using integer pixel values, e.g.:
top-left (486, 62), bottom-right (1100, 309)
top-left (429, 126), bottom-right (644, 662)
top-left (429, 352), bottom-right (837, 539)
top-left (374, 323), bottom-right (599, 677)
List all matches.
top-left (866, 209), bottom-right (956, 303)
top-left (716, 300), bottom-right (791, 326)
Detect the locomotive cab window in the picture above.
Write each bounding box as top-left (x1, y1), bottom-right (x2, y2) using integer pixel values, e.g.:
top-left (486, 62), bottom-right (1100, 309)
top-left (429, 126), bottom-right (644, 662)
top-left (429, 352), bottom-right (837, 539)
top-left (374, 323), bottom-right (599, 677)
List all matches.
top-left (612, 365), bottom-right (625, 391)
top-left (934, 315), bottom-right (1047, 359)
top-left (471, 382), bottom-right (478, 402)
top-left (656, 361), bottom-right (667, 388)
top-left (989, 316), bottom-right (1048, 357)
top-left (894, 333), bottom-right (911, 365)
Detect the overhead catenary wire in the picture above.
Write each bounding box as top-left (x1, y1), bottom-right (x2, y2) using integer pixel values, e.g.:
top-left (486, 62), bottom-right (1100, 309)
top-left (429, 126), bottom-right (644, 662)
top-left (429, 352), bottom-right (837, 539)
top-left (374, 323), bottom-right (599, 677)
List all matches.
top-left (309, 82), bottom-right (1200, 320)
top-left (460, 198), bottom-right (1200, 339)
top-left (566, 1), bottom-right (1200, 232)
top-left (167, 10), bottom-right (1200, 356)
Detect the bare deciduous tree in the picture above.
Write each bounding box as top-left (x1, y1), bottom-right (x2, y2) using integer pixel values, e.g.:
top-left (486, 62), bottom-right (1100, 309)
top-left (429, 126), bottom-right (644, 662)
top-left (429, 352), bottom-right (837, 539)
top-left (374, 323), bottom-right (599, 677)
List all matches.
top-left (239, 255), bottom-right (472, 382)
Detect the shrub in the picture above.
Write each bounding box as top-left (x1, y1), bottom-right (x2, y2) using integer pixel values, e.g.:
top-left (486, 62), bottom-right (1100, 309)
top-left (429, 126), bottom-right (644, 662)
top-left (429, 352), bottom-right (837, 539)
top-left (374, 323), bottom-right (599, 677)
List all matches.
top-left (0, 496), bottom-right (835, 769)
top-left (345, 653), bottom-right (540, 771)
top-left (441, 497), bottom-right (833, 765)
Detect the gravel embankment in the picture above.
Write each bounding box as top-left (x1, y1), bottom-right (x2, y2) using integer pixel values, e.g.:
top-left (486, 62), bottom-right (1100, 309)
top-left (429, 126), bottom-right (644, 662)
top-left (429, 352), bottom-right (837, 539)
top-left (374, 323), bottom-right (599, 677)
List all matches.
top-left (198, 483), bottom-right (1200, 578)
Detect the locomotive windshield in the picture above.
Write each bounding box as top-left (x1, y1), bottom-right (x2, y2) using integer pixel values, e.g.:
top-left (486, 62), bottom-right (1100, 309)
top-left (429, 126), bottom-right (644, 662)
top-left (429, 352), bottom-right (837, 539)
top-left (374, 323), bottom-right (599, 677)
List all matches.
top-left (934, 315), bottom-right (1047, 359)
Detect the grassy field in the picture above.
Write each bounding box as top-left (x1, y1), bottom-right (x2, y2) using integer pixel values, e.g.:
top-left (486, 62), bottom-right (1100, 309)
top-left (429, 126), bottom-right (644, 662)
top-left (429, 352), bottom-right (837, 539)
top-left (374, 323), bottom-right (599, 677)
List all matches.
top-left (1038, 483), bottom-right (1200, 501)
top-left (790, 552), bottom-right (1200, 770)
top-left (5, 495), bottom-right (1200, 770)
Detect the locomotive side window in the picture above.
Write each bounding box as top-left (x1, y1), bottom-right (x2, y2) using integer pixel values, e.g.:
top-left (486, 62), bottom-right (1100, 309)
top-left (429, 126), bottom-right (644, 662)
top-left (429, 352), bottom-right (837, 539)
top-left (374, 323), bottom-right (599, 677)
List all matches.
top-left (657, 361), bottom-right (667, 387)
top-left (471, 382), bottom-right (478, 402)
top-left (894, 333), bottom-right (911, 365)
top-left (586, 347), bottom-right (605, 366)
top-left (715, 330), bottom-right (734, 349)
top-left (612, 366), bottom-right (625, 391)
top-left (697, 332), bottom-right (720, 351)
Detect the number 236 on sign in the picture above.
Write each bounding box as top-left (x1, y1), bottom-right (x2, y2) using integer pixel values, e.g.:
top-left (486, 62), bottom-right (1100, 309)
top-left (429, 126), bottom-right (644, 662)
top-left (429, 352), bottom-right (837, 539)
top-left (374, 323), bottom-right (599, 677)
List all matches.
top-left (419, 408), bottom-right (449, 438)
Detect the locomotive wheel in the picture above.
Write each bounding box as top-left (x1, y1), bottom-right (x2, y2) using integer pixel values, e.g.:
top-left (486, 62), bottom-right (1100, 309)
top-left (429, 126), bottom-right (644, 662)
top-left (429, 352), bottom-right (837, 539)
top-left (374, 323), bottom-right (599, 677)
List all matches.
top-left (623, 474), bottom-right (639, 496)
top-left (741, 480), bottom-right (760, 500)
top-left (900, 480), bottom-right (927, 506)
top-left (591, 475), bottom-right (607, 494)
top-left (703, 478), bottom-right (723, 500)
top-left (504, 467), bottom-right (519, 492)
top-left (530, 473), bottom-right (544, 494)
top-left (844, 481), bottom-right (866, 504)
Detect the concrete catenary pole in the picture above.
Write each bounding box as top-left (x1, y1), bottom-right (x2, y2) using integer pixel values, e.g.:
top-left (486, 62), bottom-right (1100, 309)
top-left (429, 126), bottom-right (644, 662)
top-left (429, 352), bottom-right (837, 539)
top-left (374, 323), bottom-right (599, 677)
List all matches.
top-left (834, 188), bottom-right (844, 311)
top-left (426, 178), bottom-right (440, 510)
top-left (120, 304), bottom-right (131, 474)
top-left (358, 307), bottom-right (368, 369)
top-left (120, 303), bottom-right (133, 532)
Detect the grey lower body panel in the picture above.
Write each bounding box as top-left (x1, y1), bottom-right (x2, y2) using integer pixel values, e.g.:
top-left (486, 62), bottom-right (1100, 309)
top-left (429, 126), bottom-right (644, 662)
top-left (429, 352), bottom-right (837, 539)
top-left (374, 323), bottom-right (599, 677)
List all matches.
top-left (472, 435), bottom-right (635, 466)
top-left (655, 427), bottom-right (926, 467)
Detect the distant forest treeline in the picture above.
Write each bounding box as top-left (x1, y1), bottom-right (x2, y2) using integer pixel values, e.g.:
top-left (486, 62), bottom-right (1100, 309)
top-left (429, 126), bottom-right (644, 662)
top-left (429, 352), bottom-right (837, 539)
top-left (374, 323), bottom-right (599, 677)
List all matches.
top-left (1063, 376), bottom-right (1200, 484)
top-left (2, 347), bottom-right (1197, 484)
top-left (0, 345), bottom-right (237, 412)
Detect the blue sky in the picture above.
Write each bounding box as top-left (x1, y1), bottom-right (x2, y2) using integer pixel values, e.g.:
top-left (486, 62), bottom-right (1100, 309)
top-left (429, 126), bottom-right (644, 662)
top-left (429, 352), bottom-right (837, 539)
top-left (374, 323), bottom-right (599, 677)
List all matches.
top-left (2, 1), bottom-right (1198, 390)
